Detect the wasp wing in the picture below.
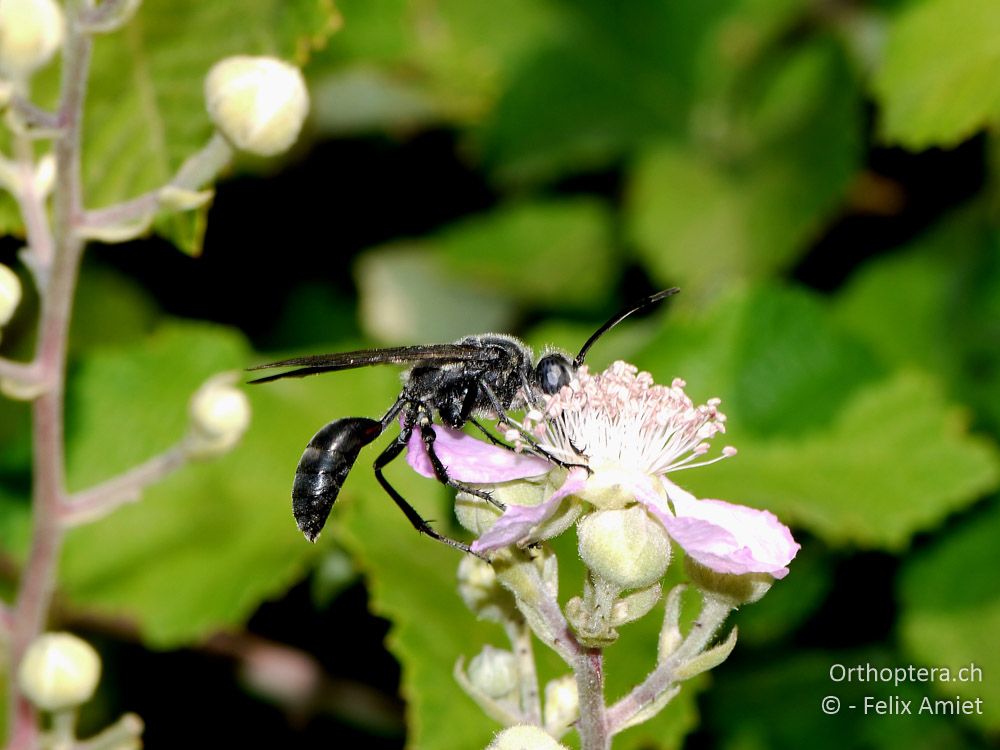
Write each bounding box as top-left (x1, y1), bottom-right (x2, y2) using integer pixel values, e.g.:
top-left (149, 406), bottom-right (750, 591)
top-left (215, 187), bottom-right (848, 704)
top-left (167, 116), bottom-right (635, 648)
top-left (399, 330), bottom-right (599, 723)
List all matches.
top-left (247, 343), bottom-right (493, 384)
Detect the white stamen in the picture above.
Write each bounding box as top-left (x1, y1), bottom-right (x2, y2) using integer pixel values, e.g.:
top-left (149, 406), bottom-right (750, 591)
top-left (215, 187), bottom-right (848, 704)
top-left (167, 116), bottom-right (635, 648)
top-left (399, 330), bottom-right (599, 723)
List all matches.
top-left (526, 361), bottom-right (735, 479)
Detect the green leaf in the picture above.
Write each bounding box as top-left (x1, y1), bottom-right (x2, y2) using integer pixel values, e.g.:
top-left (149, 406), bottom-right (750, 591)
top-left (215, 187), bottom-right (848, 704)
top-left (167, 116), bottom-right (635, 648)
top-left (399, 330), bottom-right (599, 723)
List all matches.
top-left (355, 244), bottom-right (516, 344)
top-left (82, 0), bottom-right (337, 254)
top-left (0, 193), bottom-right (22, 237)
top-left (309, 66), bottom-right (445, 135)
top-left (873, 0), bottom-right (1000, 149)
top-left (635, 284), bottom-right (884, 438)
top-left (433, 199), bottom-right (617, 310)
top-left (685, 371), bottom-right (999, 550)
top-left (310, 0), bottom-right (561, 130)
top-left (626, 40), bottom-right (861, 294)
top-left (633, 283), bottom-right (999, 550)
top-left (832, 210), bottom-right (1000, 433)
top-left (478, 0), bottom-right (721, 184)
top-left (898, 502), bottom-right (1000, 731)
top-left (59, 321), bottom-right (378, 646)
top-left (705, 648), bottom-right (986, 750)
top-left (70, 263), bottom-right (161, 355)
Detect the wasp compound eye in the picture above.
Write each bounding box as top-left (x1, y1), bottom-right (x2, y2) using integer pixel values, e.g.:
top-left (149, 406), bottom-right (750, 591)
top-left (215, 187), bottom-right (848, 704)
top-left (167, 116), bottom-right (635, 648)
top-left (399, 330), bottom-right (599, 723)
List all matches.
top-left (536, 354), bottom-right (574, 395)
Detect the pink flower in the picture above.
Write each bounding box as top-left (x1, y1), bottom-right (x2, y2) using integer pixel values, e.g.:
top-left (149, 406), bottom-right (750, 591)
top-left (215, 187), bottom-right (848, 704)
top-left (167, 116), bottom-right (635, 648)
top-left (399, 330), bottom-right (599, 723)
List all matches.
top-left (406, 362), bottom-right (799, 579)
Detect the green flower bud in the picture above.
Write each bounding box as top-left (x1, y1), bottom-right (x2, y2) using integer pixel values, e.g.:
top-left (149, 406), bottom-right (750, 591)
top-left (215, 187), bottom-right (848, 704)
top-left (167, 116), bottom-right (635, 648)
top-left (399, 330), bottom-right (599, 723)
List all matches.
top-left (486, 725), bottom-right (569, 750)
top-left (0, 0), bottom-right (64, 79)
top-left (0, 262), bottom-right (21, 328)
top-left (543, 675), bottom-right (578, 734)
top-left (185, 372), bottom-right (251, 458)
top-left (18, 632), bottom-right (101, 712)
top-left (577, 466), bottom-right (649, 510)
top-left (205, 56), bottom-right (309, 157)
top-left (577, 506), bottom-right (670, 590)
top-left (457, 555), bottom-right (515, 622)
top-left (684, 558), bottom-right (773, 605)
top-left (456, 472), bottom-right (584, 544)
top-left (467, 646), bottom-right (518, 699)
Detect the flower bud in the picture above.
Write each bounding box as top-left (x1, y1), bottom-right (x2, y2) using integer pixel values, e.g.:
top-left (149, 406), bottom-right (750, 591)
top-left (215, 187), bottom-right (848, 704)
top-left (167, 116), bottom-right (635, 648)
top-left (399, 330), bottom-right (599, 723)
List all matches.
top-left (577, 506), bottom-right (670, 590)
top-left (543, 675), bottom-right (578, 734)
top-left (185, 372), bottom-right (251, 458)
top-left (486, 725), bottom-right (569, 750)
top-left (204, 56), bottom-right (309, 157)
top-left (467, 646), bottom-right (518, 699)
top-left (18, 632), bottom-right (101, 712)
top-left (457, 555), bottom-right (514, 622)
top-left (456, 472), bottom-right (584, 545)
top-left (684, 558), bottom-right (774, 605)
top-left (0, 0), bottom-right (65, 79)
top-left (455, 476), bottom-right (547, 536)
top-left (0, 262), bottom-right (21, 327)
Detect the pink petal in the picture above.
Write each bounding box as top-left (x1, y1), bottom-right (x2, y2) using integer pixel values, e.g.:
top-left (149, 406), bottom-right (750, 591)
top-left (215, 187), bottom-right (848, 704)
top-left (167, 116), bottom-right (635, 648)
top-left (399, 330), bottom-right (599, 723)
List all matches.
top-left (658, 479), bottom-right (800, 579)
top-left (405, 424), bottom-right (553, 483)
top-left (472, 468), bottom-right (589, 553)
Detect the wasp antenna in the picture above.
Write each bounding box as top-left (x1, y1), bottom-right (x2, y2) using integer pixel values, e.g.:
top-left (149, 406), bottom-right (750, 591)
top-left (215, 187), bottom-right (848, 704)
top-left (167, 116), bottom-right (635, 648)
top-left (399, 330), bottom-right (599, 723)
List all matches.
top-left (574, 287), bottom-right (680, 366)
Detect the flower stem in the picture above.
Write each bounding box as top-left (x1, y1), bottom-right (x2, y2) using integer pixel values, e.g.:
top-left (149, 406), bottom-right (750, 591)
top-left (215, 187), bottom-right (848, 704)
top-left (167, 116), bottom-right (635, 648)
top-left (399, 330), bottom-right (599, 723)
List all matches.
top-left (61, 444), bottom-right (188, 525)
top-left (81, 131), bottom-right (233, 230)
top-left (503, 617), bottom-right (541, 725)
top-left (605, 594), bottom-right (731, 734)
top-left (5, 1), bottom-right (92, 744)
top-left (575, 648), bottom-right (609, 750)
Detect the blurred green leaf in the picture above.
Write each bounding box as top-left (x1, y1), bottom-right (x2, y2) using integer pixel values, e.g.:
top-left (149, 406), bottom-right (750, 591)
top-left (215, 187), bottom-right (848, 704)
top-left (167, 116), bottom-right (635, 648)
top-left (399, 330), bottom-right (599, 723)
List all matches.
top-left (59, 321), bottom-right (371, 646)
top-left (70, 263), bottom-right (160, 355)
top-left (688, 371), bottom-right (999, 550)
top-left (478, 0), bottom-right (723, 184)
top-left (433, 199), bottom-right (616, 310)
top-left (705, 648), bottom-right (986, 750)
top-left (626, 40), bottom-right (861, 294)
top-left (832, 211), bottom-right (1000, 433)
top-left (82, 0), bottom-right (337, 254)
top-left (311, 0), bottom-right (561, 130)
top-left (636, 284), bottom-right (884, 438)
top-left (873, 0), bottom-right (1000, 149)
top-left (0, 195), bottom-right (21, 237)
top-left (898, 501), bottom-right (1000, 730)
top-left (634, 284), bottom-right (999, 550)
top-left (310, 66), bottom-right (444, 135)
top-left (0, 483), bottom-right (31, 560)
top-left (356, 198), bottom-right (618, 344)
top-left (356, 244), bottom-right (516, 344)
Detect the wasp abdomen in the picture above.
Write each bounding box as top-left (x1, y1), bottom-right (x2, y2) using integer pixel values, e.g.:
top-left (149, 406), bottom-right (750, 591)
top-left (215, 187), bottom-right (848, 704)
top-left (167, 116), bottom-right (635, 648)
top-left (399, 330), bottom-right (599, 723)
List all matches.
top-left (293, 417), bottom-right (382, 542)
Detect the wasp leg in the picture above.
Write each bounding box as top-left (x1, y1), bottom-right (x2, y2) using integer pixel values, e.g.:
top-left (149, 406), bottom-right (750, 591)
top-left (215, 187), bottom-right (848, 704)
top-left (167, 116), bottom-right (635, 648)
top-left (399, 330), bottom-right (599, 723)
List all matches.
top-left (418, 419), bottom-right (505, 511)
top-left (373, 428), bottom-right (484, 558)
top-left (469, 417), bottom-right (513, 448)
top-left (479, 383), bottom-right (592, 474)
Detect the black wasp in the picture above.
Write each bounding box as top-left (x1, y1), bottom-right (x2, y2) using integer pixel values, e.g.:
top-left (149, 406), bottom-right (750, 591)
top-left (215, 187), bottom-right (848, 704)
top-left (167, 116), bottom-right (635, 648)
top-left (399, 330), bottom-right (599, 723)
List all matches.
top-left (248, 288), bottom-right (678, 555)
